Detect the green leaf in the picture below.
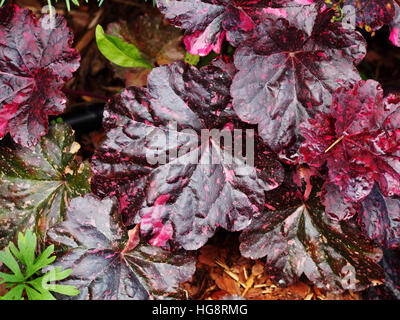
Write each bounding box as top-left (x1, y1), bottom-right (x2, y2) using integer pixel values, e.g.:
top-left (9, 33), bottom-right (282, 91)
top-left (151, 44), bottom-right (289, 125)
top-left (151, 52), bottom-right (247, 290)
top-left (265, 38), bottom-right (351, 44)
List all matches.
top-left (0, 248), bottom-right (24, 282)
top-left (0, 284), bottom-right (25, 300)
top-left (0, 230), bottom-right (80, 300)
top-left (16, 229), bottom-right (36, 267)
top-left (198, 51), bottom-right (219, 68)
top-left (25, 245), bottom-right (56, 279)
top-left (50, 284), bottom-right (80, 296)
top-left (29, 267), bottom-right (79, 297)
top-left (0, 271), bottom-right (23, 283)
top-left (8, 242), bottom-right (23, 264)
top-left (48, 267), bottom-right (72, 281)
top-left (0, 124), bottom-right (92, 249)
top-left (184, 52), bottom-right (200, 66)
top-left (5, 229), bottom-right (53, 279)
top-left (95, 25), bottom-right (153, 69)
top-left (25, 285), bottom-right (52, 300)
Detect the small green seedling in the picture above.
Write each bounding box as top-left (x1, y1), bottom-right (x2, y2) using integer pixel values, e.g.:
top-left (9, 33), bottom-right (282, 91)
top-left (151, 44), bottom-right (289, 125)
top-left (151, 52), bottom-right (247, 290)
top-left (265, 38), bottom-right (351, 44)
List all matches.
top-left (0, 229), bottom-right (79, 300)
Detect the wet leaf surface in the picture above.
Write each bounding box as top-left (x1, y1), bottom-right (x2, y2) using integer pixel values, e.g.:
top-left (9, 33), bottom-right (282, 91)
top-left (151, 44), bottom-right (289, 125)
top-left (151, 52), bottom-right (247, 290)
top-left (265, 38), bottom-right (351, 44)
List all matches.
top-left (239, 169), bottom-right (384, 292)
top-left (0, 5), bottom-right (80, 147)
top-left (184, 230), bottom-right (362, 299)
top-left (299, 80), bottom-right (400, 202)
top-left (156, 0), bottom-right (324, 56)
top-left (231, 11), bottom-right (364, 162)
top-left (91, 61), bottom-right (284, 250)
top-left (359, 183), bottom-right (400, 248)
top-left (322, 182), bottom-right (360, 222)
top-left (47, 195), bottom-right (196, 300)
top-left (0, 124), bottom-right (91, 249)
top-left (2, 0), bottom-right (400, 300)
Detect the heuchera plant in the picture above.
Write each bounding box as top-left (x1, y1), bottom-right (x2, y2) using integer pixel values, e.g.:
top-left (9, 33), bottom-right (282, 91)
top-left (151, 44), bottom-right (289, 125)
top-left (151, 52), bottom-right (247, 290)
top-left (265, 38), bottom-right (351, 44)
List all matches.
top-left (1, 0), bottom-right (400, 299)
top-left (91, 61), bottom-right (285, 250)
top-left (0, 123), bottom-right (91, 249)
top-left (47, 195), bottom-right (195, 299)
top-left (299, 80), bottom-right (400, 202)
top-left (239, 168), bottom-right (384, 293)
top-left (0, 5), bottom-right (80, 147)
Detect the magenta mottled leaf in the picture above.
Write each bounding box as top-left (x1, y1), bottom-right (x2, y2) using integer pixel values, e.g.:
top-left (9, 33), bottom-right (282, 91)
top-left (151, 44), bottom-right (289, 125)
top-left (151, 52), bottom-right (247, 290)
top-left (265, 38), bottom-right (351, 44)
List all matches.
top-left (239, 170), bottom-right (384, 292)
top-left (0, 5), bottom-right (80, 147)
top-left (231, 11), bottom-right (364, 162)
top-left (299, 80), bottom-right (400, 202)
top-left (91, 61), bottom-right (284, 250)
top-left (345, 0), bottom-right (395, 31)
top-left (359, 183), bottom-right (400, 248)
top-left (156, 0), bottom-right (323, 56)
top-left (47, 195), bottom-right (196, 300)
top-left (156, 0), bottom-right (226, 56)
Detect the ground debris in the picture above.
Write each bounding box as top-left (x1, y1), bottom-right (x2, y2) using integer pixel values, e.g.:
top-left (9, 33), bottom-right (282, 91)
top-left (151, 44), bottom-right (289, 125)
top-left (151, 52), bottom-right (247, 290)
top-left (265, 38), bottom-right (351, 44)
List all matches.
top-left (183, 232), bottom-right (361, 301)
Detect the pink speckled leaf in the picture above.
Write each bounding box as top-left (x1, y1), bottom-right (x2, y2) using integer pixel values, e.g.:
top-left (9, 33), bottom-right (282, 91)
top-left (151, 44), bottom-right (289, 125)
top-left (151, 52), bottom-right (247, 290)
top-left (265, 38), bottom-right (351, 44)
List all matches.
top-left (91, 61), bottom-right (284, 250)
top-left (156, 0), bottom-right (226, 56)
top-left (231, 11), bottom-right (364, 162)
top-left (156, 0), bottom-right (323, 56)
top-left (345, 0), bottom-right (395, 31)
top-left (239, 170), bottom-right (384, 292)
top-left (47, 195), bottom-right (196, 300)
top-left (0, 5), bottom-right (80, 147)
top-left (359, 183), bottom-right (400, 248)
top-left (299, 80), bottom-right (400, 202)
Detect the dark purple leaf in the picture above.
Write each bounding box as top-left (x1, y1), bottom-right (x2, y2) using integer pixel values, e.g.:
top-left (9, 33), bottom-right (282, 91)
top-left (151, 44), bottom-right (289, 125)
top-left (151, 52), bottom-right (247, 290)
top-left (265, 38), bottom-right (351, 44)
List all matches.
top-left (47, 195), bottom-right (196, 300)
top-left (359, 183), bottom-right (400, 248)
top-left (91, 61), bottom-right (284, 250)
top-left (157, 0), bottom-right (226, 56)
top-left (0, 5), bottom-right (80, 147)
top-left (299, 80), bottom-right (400, 202)
top-left (231, 12), bottom-right (365, 162)
top-left (322, 182), bottom-right (359, 222)
top-left (156, 0), bottom-right (324, 56)
top-left (363, 247), bottom-right (400, 299)
top-left (210, 55), bottom-right (237, 79)
top-left (239, 169), bottom-right (384, 292)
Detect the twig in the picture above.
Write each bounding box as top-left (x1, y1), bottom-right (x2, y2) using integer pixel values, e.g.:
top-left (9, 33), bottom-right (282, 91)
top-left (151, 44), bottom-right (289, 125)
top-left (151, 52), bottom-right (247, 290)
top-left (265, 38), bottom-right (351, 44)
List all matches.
top-left (214, 259), bottom-right (246, 288)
